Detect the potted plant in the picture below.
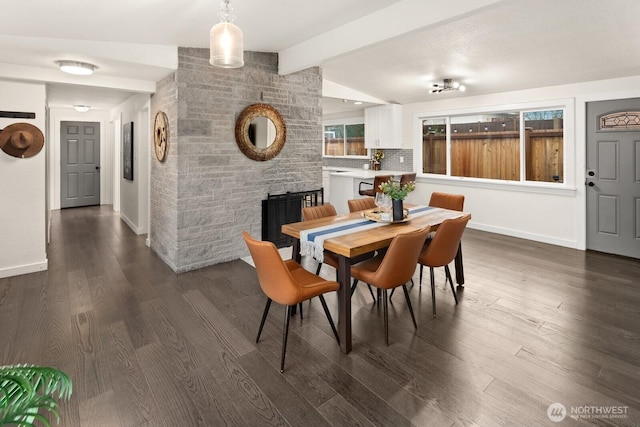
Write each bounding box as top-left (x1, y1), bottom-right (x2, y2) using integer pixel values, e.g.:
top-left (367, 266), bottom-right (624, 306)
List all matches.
top-left (0, 364), bottom-right (72, 427)
top-left (379, 179), bottom-right (415, 221)
top-left (371, 150), bottom-right (384, 170)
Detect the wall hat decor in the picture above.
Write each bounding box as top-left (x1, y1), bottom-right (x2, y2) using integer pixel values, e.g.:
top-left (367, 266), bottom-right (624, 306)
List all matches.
top-left (0, 122), bottom-right (45, 158)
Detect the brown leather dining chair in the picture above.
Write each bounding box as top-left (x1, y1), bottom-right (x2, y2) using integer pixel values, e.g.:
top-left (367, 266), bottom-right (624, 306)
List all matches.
top-left (417, 214), bottom-right (471, 317)
top-left (419, 192), bottom-right (466, 285)
top-left (347, 197), bottom-right (376, 213)
top-left (242, 231), bottom-right (339, 372)
top-left (359, 174), bottom-right (393, 197)
top-left (400, 172), bottom-right (416, 186)
top-left (301, 204), bottom-right (340, 276)
top-left (303, 203), bottom-right (377, 303)
top-left (350, 226), bottom-right (431, 345)
top-left (429, 191), bottom-right (464, 211)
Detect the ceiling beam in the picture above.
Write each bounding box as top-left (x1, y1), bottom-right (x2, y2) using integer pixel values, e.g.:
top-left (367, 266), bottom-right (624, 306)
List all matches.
top-left (278, 0), bottom-right (504, 75)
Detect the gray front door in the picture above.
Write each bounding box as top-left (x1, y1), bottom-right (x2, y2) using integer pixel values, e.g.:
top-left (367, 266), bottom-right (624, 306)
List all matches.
top-left (60, 121), bottom-right (100, 208)
top-left (586, 99), bottom-right (640, 259)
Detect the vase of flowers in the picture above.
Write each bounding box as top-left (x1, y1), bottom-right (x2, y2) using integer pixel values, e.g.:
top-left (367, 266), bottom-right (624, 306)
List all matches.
top-left (371, 150), bottom-right (384, 170)
top-left (379, 178), bottom-right (415, 221)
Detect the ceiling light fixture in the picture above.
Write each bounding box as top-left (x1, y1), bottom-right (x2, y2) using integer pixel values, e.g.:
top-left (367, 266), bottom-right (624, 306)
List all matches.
top-left (73, 105), bottom-right (91, 113)
top-left (56, 60), bottom-right (96, 76)
top-left (209, 0), bottom-right (244, 68)
top-left (429, 78), bottom-right (466, 94)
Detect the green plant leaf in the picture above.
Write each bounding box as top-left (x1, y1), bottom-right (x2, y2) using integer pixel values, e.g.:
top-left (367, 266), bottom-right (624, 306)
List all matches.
top-left (0, 365), bottom-right (72, 427)
top-left (378, 179), bottom-right (415, 200)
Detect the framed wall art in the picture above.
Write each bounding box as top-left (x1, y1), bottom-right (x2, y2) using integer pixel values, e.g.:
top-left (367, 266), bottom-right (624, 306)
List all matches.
top-left (123, 122), bottom-right (134, 180)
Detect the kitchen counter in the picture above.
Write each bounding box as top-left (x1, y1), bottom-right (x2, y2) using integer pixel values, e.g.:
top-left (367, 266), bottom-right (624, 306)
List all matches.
top-left (327, 169), bottom-right (408, 179)
top-left (326, 168), bottom-right (410, 214)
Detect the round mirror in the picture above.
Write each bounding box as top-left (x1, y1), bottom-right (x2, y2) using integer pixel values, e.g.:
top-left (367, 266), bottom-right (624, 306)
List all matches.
top-left (235, 103), bottom-right (286, 161)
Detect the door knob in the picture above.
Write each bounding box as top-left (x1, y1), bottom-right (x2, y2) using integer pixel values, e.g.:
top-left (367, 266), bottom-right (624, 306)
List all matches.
top-left (587, 181), bottom-right (595, 187)
top-left (95, 166), bottom-right (100, 170)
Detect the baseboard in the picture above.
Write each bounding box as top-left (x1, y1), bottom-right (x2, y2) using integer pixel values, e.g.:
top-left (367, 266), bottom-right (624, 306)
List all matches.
top-left (0, 260), bottom-right (48, 279)
top-left (120, 213), bottom-right (143, 235)
top-left (468, 222), bottom-right (579, 249)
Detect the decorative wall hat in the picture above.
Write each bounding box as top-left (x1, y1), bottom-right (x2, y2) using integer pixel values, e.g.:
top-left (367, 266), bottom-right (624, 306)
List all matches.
top-left (0, 123), bottom-right (45, 158)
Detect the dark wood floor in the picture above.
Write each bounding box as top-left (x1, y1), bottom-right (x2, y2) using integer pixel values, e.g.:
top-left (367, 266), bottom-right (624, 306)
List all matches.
top-left (1, 206), bottom-right (639, 426)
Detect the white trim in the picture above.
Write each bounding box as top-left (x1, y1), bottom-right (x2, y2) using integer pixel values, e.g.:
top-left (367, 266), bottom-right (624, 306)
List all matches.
top-left (416, 175), bottom-right (577, 196)
top-left (0, 260), bottom-right (48, 279)
top-left (323, 116), bottom-right (365, 126)
top-left (120, 212), bottom-right (143, 235)
top-left (469, 222), bottom-right (578, 249)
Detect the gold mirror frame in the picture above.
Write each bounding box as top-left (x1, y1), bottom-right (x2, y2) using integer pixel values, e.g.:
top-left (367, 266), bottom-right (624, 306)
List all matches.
top-left (235, 103), bottom-right (286, 161)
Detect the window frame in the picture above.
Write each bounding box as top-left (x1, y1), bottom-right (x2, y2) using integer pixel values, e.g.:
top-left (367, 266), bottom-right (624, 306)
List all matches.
top-left (413, 98), bottom-right (576, 193)
top-left (323, 117), bottom-right (369, 159)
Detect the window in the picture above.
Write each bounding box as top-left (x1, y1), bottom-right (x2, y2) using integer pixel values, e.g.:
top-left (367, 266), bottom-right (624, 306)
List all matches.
top-left (419, 106), bottom-right (565, 184)
top-left (323, 120), bottom-right (367, 157)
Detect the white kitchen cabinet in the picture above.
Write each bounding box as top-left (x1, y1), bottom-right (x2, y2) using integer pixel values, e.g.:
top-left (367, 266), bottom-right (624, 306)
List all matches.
top-left (364, 104), bottom-right (403, 149)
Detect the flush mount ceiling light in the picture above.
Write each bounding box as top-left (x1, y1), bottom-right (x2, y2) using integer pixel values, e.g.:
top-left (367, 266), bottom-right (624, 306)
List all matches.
top-left (56, 60), bottom-right (96, 75)
top-left (429, 78), bottom-right (466, 94)
top-left (209, 0), bottom-right (244, 68)
top-left (73, 105), bottom-right (91, 112)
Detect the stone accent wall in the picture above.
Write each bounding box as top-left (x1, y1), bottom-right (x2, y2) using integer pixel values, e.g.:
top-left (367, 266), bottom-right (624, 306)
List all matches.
top-left (150, 72), bottom-right (179, 271)
top-left (151, 48), bottom-right (323, 273)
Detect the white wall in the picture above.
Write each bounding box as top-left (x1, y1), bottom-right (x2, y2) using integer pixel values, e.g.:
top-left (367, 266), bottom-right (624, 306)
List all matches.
top-left (111, 93), bottom-right (150, 235)
top-left (403, 74), bottom-right (640, 250)
top-left (48, 107), bottom-right (112, 210)
top-left (0, 80), bottom-right (47, 278)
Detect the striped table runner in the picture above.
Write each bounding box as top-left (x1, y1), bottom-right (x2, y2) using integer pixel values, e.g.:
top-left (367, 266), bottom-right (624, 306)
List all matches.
top-left (300, 205), bottom-right (436, 262)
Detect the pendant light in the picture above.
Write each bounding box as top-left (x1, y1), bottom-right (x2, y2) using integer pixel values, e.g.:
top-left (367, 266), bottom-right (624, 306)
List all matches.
top-left (209, 0), bottom-right (244, 68)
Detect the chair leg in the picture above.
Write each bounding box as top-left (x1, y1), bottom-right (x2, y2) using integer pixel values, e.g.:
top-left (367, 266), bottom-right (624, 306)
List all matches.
top-left (299, 302), bottom-right (304, 319)
top-left (402, 284), bottom-right (417, 329)
top-left (351, 279), bottom-right (377, 303)
top-left (350, 279), bottom-right (358, 295)
top-left (256, 298), bottom-right (272, 343)
top-left (366, 284), bottom-right (376, 303)
top-left (419, 265), bottom-right (424, 286)
top-left (444, 265), bottom-right (458, 304)
top-left (430, 267), bottom-right (436, 317)
top-left (280, 305), bottom-right (292, 373)
top-left (382, 289), bottom-right (389, 346)
top-left (315, 262), bottom-right (323, 276)
top-left (318, 295), bottom-right (339, 344)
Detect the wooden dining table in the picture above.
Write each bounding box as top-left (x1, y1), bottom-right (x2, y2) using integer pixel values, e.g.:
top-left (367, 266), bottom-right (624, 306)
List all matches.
top-left (281, 204), bottom-right (469, 354)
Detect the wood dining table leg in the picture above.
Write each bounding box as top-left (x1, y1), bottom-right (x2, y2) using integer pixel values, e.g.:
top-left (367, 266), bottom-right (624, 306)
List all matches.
top-left (454, 242), bottom-right (465, 286)
top-left (337, 255), bottom-right (352, 353)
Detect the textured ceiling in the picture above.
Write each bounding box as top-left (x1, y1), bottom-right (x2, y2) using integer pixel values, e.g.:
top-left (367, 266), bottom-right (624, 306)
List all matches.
top-left (2, 0), bottom-right (639, 114)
